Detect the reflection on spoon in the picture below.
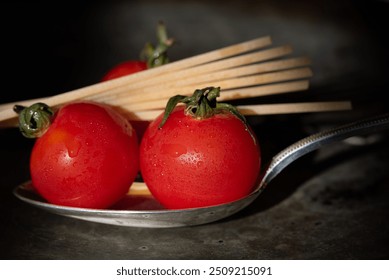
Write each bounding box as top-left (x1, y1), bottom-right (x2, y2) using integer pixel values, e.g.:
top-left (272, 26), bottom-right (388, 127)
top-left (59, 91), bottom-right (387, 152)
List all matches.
top-left (14, 113), bottom-right (389, 228)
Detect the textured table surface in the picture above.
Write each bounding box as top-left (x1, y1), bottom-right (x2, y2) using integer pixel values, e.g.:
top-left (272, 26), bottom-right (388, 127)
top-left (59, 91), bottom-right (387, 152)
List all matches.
top-left (1, 0), bottom-right (388, 259)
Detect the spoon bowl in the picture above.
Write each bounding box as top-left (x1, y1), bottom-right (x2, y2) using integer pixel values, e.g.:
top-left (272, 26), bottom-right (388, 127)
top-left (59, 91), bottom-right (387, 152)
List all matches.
top-left (14, 113), bottom-right (389, 227)
top-left (14, 182), bottom-right (259, 228)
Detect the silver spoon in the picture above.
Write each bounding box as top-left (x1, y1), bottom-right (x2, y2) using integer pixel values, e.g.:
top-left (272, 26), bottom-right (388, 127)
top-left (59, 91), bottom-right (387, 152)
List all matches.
top-left (14, 113), bottom-right (389, 228)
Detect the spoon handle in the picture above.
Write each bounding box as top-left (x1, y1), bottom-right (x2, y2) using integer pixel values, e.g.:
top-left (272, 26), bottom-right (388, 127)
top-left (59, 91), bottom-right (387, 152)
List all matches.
top-left (256, 113), bottom-right (389, 192)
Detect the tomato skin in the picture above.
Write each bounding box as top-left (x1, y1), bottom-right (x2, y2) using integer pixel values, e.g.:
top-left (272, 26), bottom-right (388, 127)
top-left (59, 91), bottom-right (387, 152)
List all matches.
top-left (101, 60), bottom-right (147, 81)
top-left (30, 102), bottom-right (139, 209)
top-left (101, 22), bottom-right (171, 82)
top-left (140, 106), bottom-right (261, 209)
top-left (101, 60), bottom-right (149, 141)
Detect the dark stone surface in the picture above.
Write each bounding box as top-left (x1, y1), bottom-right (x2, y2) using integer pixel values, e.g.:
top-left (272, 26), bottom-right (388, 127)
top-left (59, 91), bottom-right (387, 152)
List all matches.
top-left (1, 0), bottom-right (388, 259)
top-left (2, 131), bottom-right (389, 259)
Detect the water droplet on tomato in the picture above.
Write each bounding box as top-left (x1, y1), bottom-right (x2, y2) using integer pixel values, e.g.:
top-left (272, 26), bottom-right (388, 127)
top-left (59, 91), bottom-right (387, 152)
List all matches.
top-left (66, 140), bottom-right (81, 158)
top-left (161, 143), bottom-right (187, 158)
top-left (85, 139), bottom-right (91, 146)
top-left (179, 150), bottom-right (204, 167)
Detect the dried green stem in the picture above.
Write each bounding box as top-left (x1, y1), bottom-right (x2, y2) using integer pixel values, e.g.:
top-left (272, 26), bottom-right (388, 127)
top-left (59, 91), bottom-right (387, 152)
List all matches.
top-left (141, 21), bottom-right (174, 68)
top-left (159, 87), bottom-right (256, 143)
top-left (13, 103), bottom-right (54, 138)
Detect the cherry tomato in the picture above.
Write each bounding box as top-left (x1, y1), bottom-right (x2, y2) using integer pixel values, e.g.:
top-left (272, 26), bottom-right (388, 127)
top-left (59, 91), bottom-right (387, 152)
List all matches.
top-left (101, 23), bottom-right (173, 141)
top-left (101, 22), bottom-right (173, 82)
top-left (101, 59), bottom-right (149, 140)
top-left (26, 102), bottom-right (139, 209)
top-left (140, 87), bottom-right (261, 209)
top-left (101, 59), bottom-right (150, 142)
top-left (101, 61), bottom-right (148, 81)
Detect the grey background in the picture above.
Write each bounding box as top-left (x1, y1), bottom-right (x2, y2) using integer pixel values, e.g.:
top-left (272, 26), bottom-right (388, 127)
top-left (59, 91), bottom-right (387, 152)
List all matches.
top-left (1, 0), bottom-right (388, 259)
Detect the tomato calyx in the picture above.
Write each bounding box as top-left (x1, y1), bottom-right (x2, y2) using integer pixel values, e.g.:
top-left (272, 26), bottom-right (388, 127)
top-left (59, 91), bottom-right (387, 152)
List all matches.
top-left (140, 21), bottom-right (174, 69)
top-left (13, 103), bottom-right (54, 138)
top-left (159, 86), bottom-right (256, 142)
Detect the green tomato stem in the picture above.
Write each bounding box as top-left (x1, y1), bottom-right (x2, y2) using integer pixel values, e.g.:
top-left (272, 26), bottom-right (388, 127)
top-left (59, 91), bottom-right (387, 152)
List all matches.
top-left (140, 21), bottom-right (174, 68)
top-left (13, 103), bottom-right (54, 138)
top-left (159, 87), bottom-right (257, 144)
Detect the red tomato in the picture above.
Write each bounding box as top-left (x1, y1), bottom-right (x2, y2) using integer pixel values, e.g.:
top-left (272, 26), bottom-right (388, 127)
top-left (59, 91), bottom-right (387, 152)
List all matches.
top-left (101, 22), bottom-right (173, 82)
top-left (101, 23), bottom-right (173, 140)
top-left (101, 60), bottom-right (149, 141)
top-left (140, 102), bottom-right (261, 209)
top-left (101, 60), bottom-right (148, 81)
top-left (29, 102), bottom-right (139, 209)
